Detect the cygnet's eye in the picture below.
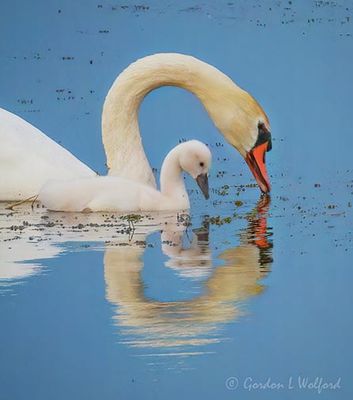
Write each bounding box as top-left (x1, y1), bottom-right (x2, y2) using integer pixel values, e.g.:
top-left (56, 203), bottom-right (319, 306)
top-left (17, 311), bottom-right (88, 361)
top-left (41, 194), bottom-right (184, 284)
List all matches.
top-left (199, 162), bottom-right (204, 167)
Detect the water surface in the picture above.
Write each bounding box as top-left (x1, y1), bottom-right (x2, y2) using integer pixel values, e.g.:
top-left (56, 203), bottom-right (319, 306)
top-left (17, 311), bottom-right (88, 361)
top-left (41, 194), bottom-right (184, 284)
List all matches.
top-left (1, 0), bottom-right (353, 399)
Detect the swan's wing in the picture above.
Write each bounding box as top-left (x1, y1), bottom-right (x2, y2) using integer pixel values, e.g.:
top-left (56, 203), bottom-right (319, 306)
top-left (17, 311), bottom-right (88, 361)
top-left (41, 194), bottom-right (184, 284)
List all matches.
top-left (0, 108), bottom-right (95, 200)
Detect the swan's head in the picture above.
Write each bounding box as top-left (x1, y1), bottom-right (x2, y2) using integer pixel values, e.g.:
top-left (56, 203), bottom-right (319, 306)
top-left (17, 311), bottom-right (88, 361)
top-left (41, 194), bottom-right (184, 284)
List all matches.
top-left (201, 81), bottom-right (272, 194)
top-left (178, 140), bottom-right (212, 199)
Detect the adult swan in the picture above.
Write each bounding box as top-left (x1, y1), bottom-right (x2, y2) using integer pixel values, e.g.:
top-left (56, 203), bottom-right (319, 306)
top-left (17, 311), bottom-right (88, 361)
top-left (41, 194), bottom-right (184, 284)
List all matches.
top-left (0, 53), bottom-right (272, 201)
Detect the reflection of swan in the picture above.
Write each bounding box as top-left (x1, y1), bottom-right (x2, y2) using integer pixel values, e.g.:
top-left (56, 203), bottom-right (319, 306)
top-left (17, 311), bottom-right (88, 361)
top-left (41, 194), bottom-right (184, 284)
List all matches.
top-left (0, 53), bottom-right (271, 200)
top-left (0, 206), bottom-right (179, 284)
top-left (0, 196), bottom-right (273, 356)
top-left (105, 196), bottom-right (273, 351)
top-left (39, 140), bottom-right (211, 212)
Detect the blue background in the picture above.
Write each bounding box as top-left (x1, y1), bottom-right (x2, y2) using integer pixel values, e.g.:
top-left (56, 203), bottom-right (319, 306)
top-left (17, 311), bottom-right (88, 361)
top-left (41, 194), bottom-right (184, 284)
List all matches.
top-left (1, 1), bottom-right (353, 399)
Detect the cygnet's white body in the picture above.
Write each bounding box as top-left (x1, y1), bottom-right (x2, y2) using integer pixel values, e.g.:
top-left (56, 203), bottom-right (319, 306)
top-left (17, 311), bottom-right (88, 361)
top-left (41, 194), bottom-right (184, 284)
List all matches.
top-left (40, 176), bottom-right (176, 212)
top-left (39, 140), bottom-right (211, 212)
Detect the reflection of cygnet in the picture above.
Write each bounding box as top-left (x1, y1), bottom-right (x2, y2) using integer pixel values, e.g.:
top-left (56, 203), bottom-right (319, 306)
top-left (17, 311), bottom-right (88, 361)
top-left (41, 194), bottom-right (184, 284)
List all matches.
top-left (161, 226), bottom-right (212, 279)
top-left (39, 141), bottom-right (211, 212)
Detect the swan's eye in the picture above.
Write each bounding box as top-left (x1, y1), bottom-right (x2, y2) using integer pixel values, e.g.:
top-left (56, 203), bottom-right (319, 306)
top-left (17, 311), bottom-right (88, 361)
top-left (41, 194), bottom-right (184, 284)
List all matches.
top-left (256, 122), bottom-right (272, 152)
top-left (199, 162), bottom-right (204, 167)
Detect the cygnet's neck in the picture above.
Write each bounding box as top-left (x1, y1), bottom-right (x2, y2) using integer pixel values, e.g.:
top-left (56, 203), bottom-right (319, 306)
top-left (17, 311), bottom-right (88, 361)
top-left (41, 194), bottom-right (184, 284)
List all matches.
top-left (159, 146), bottom-right (189, 208)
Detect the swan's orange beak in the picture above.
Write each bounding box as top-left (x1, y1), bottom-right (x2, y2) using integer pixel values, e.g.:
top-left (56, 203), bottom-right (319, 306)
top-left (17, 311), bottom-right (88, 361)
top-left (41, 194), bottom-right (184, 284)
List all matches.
top-left (245, 142), bottom-right (271, 193)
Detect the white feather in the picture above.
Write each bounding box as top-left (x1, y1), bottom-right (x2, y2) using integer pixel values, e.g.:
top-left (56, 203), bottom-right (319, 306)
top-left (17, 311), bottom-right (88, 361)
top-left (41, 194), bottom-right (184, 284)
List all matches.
top-left (0, 108), bottom-right (95, 200)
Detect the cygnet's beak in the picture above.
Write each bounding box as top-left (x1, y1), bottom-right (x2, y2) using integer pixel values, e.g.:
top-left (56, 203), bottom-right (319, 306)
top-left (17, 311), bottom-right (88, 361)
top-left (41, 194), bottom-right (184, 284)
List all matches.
top-left (196, 173), bottom-right (209, 199)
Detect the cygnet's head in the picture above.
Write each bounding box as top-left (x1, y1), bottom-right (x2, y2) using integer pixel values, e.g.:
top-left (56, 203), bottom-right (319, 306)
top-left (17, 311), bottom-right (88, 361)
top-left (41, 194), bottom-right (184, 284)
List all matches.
top-left (177, 140), bottom-right (212, 199)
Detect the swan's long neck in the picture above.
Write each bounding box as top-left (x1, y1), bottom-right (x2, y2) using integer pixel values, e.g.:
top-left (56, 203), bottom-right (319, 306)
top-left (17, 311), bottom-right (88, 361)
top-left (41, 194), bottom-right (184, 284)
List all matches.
top-left (102, 53), bottom-right (254, 188)
top-left (159, 147), bottom-right (189, 209)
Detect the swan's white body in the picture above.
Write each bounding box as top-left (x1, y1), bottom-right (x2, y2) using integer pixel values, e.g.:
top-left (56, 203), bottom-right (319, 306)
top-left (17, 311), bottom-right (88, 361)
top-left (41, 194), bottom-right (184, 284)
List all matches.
top-left (39, 140), bottom-right (211, 212)
top-left (0, 108), bottom-right (95, 200)
top-left (0, 53), bottom-right (270, 201)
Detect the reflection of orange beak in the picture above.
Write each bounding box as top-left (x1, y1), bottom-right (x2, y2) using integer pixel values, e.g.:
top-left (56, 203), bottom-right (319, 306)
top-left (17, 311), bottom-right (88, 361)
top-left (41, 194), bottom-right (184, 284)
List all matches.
top-left (253, 194), bottom-right (271, 249)
top-left (245, 142), bottom-right (271, 193)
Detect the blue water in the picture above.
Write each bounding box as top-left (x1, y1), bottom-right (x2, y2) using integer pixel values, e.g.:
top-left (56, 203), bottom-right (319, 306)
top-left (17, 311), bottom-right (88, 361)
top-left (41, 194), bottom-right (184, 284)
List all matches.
top-left (1, 0), bottom-right (353, 399)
